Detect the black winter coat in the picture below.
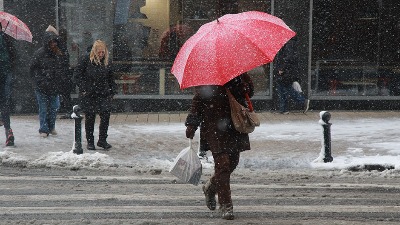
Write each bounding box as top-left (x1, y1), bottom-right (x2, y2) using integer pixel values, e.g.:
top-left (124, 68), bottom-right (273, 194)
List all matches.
top-left (185, 73), bottom-right (254, 154)
top-left (29, 31), bottom-right (70, 95)
top-left (274, 37), bottom-right (300, 87)
top-left (74, 55), bottom-right (116, 113)
top-left (0, 31), bottom-right (16, 71)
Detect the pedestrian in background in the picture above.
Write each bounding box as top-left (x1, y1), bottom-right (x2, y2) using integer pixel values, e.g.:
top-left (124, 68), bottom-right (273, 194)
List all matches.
top-left (74, 40), bottom-right (116, 150)
top-left (45, 25), bottom-right (74, 119)
top-left (30, 28), bottom-right (69, 137)
top-left (275, 36), bottom-right (309, 114)
top-left (0, 23), bottom-right (16, 146)
top-left (185, 73), bottom-right (253, 220)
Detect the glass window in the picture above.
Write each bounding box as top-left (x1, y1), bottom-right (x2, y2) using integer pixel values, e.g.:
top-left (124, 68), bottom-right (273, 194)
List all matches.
top-left (311, 0), bottom-right (400, 96)
top-left (61, 0), bottom-right (272, 97)
top-left (59, 0), bottom-right (114, 65)
top-left (59, 0), bottom-right (114, 94)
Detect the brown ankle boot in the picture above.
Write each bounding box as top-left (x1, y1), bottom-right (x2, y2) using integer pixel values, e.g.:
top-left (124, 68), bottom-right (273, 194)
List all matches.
top-left (220, 204), bottom-right (234, 220)
top-left (202, 180), bottom-right (216, 210)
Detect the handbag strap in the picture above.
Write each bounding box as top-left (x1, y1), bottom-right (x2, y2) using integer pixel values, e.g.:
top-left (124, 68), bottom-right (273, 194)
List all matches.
top-left (226, 88), bottom-right (254, 112)
top-left (245, 93), bottom-right (254, 112)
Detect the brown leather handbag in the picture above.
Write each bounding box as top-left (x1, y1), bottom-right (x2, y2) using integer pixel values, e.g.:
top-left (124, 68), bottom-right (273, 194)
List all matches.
top-left (226, 89), bottom-right (260, 133)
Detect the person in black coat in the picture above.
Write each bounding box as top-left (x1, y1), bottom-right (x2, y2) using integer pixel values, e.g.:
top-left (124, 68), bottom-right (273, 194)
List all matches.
top-left (274, 37), bottom-right (309, 114)
top-left (45, 25), bottom-right (74, 119)
top-left (74, 40), bottom-right (116, 150)
top-left (185, 73), bottom-right (254, 220)
top-left (0, 23), bottom-right (16, 145)
top-left (30, 30), bottom-right (69, 137)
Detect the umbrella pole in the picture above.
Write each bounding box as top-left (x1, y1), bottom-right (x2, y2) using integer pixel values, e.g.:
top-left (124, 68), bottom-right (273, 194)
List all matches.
top-left (4, 21), bottom-right (9, 31)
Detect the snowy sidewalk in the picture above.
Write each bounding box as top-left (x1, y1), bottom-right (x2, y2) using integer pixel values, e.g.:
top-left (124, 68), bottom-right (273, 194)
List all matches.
top-left (96, 110), bottom-right (400, 124)
top-left (1, 110), bottom-right (400, 174)
top-left (11, 110), bottom-right (398, 124)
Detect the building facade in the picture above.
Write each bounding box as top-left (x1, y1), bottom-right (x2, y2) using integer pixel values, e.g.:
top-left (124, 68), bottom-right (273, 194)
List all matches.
top-left (3, 0), bottom-right (400, 113)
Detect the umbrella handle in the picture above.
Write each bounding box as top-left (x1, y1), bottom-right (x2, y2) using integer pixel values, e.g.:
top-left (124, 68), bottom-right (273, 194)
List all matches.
top-left (245, 93), bottom-right (254, 112)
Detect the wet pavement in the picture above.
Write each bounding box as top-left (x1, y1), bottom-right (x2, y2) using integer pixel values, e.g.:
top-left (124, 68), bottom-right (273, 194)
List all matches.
top-left (2, 110), bottom-right (400, 224)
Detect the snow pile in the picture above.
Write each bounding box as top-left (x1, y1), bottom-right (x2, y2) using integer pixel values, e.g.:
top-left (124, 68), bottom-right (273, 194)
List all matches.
top-left (0, 150), bottom-right (115, 169)
top-left (31, 151), bottom-right (115, 169)
top-left (0, 150), bottom-right (29, 167)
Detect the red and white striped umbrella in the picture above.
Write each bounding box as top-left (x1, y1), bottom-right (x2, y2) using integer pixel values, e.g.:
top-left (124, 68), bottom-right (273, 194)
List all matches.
top-left (0, 11), bottom-right (32, 43)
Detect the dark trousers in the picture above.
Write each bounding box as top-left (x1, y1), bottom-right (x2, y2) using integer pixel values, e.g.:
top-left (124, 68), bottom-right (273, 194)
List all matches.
top-left (210, 152), bottom-right (240, 205)
top-left (277, 83), bottom-right (305, 112)
top-left (84, 111), bottom-right (110, 143)
top-left (0, 70), bottom-right (12, 130)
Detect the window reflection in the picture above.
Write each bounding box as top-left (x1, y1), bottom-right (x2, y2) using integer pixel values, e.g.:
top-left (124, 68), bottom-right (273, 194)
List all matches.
top-left (312, 0), bottom-right (400, 96)
top-left (60, 0), bottom-right (272, 97)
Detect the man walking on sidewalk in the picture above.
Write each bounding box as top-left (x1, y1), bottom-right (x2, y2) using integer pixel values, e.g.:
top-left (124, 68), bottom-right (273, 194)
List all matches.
top-left (274, 36), bottom-right (310, 114)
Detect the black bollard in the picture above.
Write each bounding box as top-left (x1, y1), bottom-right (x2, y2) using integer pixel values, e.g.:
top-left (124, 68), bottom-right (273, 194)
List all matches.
top-left (72, 105), bottom-right (83, 155)
top-left (320, 111), bottom-right (333, 163)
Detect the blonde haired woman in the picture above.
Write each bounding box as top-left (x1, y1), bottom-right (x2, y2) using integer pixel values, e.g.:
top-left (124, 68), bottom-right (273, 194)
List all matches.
top-left (74, 40), bottom-right (116, 150)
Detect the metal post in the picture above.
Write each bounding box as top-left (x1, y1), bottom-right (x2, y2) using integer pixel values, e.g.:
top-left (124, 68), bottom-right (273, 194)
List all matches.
top-left (320, 111), bottom-right (333, 162)
top-left (72, 105), bottom-right (83, 155)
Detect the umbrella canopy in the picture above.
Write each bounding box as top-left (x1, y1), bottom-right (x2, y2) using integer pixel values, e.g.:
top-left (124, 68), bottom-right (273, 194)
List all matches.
top-left (0, 11), bottom-right (32, 43)
top-left (171, 11), bottom-right (296, 89)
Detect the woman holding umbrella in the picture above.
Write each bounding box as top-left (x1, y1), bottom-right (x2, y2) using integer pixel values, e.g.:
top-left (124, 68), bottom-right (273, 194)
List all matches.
top-left (173, 10), bottom-right (294, 221)
top-left (185, 72), bottom-right (254, 220)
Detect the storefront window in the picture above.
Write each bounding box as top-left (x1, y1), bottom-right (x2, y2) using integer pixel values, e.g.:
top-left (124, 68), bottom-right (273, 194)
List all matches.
top-left (59, 0), bottom-right (114, 95)
top-left (61, 0), bottom-right (272, 97)
top-left (59, 0), bottom-right (113, 65)
top-left (311, 0), bottom-right (400, 96)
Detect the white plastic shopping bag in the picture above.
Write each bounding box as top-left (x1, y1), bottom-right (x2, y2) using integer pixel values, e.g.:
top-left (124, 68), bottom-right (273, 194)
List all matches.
top-left (169, 139), bottom-right (202, 186)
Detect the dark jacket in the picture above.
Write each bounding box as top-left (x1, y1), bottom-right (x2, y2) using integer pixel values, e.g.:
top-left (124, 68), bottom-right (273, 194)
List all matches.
top-left (185, 73), bottom-right (254, 154)
top-left (274, 37), bottom-right (299, 87)
top-left (74, 54), bottom-right (116, 113)
top-left (29, 31), bottom-right (69, 95)
top-left (0, 31), bottom-right (16, 72)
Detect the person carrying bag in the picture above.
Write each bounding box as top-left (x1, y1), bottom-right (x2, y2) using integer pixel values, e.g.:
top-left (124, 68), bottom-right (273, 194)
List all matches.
top-left (184, 72), bottom-right (254, 220)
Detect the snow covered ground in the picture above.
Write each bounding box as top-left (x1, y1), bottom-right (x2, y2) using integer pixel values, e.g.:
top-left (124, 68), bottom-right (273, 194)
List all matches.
top-left (1, 112), bottom-right (400, 177)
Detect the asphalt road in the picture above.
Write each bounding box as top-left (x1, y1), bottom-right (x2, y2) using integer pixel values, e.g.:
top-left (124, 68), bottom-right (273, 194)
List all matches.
top-left (1, 166), bottom-right (400, 225)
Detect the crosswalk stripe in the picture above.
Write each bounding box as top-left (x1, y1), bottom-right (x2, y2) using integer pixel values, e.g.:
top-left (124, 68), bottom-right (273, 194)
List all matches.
top-left (1, 205), bottom-right (400, 214)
